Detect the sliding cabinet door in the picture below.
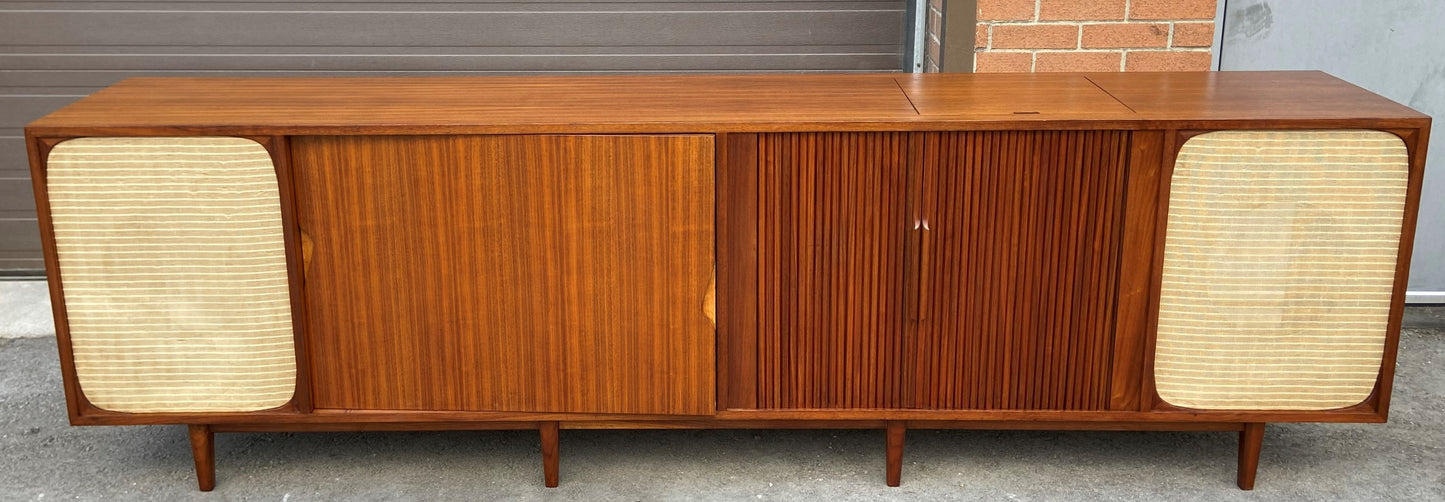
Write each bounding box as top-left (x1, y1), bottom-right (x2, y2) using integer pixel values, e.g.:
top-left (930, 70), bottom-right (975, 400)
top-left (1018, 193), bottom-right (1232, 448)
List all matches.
top-left (293, 134), bottom-right (715, 415)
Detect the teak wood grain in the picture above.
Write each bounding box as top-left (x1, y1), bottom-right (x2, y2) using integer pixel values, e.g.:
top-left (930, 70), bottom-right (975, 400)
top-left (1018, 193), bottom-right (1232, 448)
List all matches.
top-left (1237, 423), bottom-right (1265, 490)
top-left (292, 134), bottom-right (715, 415)
top-left (1110, 131), bottom-right (1165, 412)
top-left (895, 73), bottom-right (1135, 120)
top-left (187, 425), bottom-right (215, 491)
top-left (910, 131), bottom-right (1128, 411)
top-left (755, 132), bottom-right (911, 409)
top-left (717, 134), bottom-right (760, 410)
top-left (885, 421), bottom-right (905, 486)
top-left (26, 75), bottom-right (917, 135)
top-left (26, 72), bottom-right (1428, 138)
top-left (1083, 71), bottom-right (1430, 123)
top-left (205, 419), bottom-right (1247, 432)
top-left (1368, 127), bottom-right (1430, 420)
top-left (60, 405), bottom-right (1390, 427)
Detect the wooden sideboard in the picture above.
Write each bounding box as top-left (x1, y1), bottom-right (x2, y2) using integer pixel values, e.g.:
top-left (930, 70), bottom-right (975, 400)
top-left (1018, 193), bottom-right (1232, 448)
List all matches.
top-left (25, 71), bottom-right (1430, 491)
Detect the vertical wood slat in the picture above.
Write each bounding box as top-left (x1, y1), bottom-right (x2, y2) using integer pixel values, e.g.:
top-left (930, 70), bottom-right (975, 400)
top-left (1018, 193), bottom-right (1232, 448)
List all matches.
top-left (752, 130), bottom-right (1129, 411)
top-left (911, 131), bottom-right (1129, 411)
top-left (756, 132), bottom-right (909, 409)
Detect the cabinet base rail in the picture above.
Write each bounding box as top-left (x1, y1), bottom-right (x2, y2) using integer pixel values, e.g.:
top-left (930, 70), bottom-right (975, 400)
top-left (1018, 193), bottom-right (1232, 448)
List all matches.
top-left (182, 420), bottom-right (1267, 491)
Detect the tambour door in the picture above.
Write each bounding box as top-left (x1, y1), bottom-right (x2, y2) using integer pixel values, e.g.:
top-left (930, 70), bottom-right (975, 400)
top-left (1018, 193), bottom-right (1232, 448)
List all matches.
top-left (909, 131), bottom-right (1129, 410)
top-left (740, 131), bottom-right (1128, 411)
top-left (752, 132), bottom-right (912, 409)
top-left (293, 135), bottom-right (715, 415)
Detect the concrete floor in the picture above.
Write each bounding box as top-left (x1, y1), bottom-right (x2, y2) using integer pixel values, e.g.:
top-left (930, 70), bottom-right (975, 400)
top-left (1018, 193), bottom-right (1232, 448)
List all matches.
top-left (2, 280), bottom-right (1443, 501)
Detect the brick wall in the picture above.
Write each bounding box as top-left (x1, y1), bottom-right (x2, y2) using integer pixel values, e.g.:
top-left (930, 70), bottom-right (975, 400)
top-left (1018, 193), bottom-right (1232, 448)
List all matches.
top-left (974, 0), bottom-right (1217, 72)
top-left (925, 0), bottom-right (945, 72)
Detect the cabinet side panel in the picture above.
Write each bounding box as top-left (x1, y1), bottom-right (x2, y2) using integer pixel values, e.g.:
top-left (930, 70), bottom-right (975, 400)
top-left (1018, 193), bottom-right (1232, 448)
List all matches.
top-left (1153, 130), bottom-right (1407, 411)
top-left (46, 137), bottom-right (297, 413)
top-left (717, 133), bottom-right (759, 410)
top-left (1111, 131), bottom-right (1165, 411)
top-left (294, 135), bottom-right (715, 415)
top-left (912, 131), bottom-right (1127, 411)
top-left (756, 132), bottom-right (909, 409)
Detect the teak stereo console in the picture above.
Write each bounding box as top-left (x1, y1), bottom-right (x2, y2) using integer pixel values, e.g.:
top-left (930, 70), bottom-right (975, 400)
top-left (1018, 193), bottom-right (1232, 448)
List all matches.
top-left (25, 71), bottom-right (1429, 491)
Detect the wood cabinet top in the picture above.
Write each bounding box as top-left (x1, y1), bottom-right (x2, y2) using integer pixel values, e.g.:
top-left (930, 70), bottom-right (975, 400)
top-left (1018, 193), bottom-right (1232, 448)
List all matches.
top-left (26, 71), bottom-right (1428, 136)
top-left (895, 73), bottom-right (1135, 119)
top-left (1083, 71), bottom-right (1427, 122)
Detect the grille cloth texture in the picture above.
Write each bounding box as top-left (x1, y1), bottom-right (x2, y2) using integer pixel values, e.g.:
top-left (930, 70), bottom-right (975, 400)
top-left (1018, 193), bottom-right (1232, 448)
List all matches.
top-left (47, 137), bottom-right (297, 413)
top-left (1154, 130), bottom-right (1407, 410)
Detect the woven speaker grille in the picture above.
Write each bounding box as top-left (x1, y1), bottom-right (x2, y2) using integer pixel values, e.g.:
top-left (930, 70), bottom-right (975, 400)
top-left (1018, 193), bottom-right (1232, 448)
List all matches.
top-left (47, 137), bottom-right (297, 413)
top-left (1153, 130), bottom-right (1407, 411)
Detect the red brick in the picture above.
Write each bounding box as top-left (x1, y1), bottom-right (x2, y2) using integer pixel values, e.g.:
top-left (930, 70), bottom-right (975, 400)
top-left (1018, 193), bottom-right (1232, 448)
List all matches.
top-left (927, 9), bottom-right (942, 39)
top-left (974, 51), bottom-right (1033, 72)
top-left (1040, 0), bottom-right (1126, 21)
top-left (977, 23), bottom-right (989, 48)
top-left (1082, 23), bottom-right (1168, 48)
top-left (1126, 50), bottom-right (1212, 71)
top-left (1130, 0), bottom-right (1217, 20)
top-left (978, 0), bottom-right (1036, 21)
top-left (1172, 22), bottom-right (1216, 47)
top-left (1035, 51), bottom-right (1122, 72)
top-left (991, 24), bottom-right (1079, 49)
top-left (927, 37), bottom-right (942, 69)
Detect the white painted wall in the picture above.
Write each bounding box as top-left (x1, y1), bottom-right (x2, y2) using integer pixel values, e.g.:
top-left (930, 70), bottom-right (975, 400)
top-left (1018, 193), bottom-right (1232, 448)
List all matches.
top-left (1216, 0), bottom-right (1445, 303)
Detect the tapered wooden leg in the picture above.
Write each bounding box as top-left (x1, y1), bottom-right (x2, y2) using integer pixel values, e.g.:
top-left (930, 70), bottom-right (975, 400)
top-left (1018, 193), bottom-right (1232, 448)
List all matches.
top-left (1237, 422), bottom-right (1265, 490)
top-left (885, 421), bottom-right (906, 487)
top-left (540, 421), bottom-right (560, 488)
top-left (187, 425), bottom-right (215, 491)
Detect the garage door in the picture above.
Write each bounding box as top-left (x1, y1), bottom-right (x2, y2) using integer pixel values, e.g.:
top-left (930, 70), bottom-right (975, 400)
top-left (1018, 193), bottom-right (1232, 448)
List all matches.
top-left (0, 0), bottom-right (908, 273)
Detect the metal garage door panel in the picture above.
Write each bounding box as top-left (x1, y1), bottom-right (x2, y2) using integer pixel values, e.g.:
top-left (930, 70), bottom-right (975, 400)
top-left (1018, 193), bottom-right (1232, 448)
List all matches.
top-left (0, 51), bottom-right (901, 73)
top-left (2, 10), bottom-right (898, 47)
top-left (0, 0), bottom-right (907, 273)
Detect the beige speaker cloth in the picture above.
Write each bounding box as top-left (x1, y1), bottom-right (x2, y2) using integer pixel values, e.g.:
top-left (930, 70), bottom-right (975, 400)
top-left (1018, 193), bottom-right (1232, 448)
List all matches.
top-left (47, 137), bottom-right (297, 413)
top-left (1154, 130), bottom-right (1407, 410)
